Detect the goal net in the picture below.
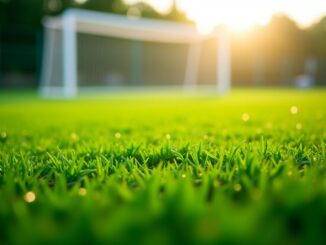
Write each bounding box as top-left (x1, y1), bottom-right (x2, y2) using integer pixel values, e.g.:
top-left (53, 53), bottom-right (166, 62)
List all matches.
top-left (40, 9), bottom-right (231, 98)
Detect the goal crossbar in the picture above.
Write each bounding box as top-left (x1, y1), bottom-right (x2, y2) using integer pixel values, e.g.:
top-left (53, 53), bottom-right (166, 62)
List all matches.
top-left (40, 8), bottom-right (231, 98)
top-left (44, 9), bottom-right (204, 44)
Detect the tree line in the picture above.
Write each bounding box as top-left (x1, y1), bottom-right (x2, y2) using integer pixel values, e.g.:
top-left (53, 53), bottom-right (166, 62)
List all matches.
top-left (0, 0), bottom-right (325, 87)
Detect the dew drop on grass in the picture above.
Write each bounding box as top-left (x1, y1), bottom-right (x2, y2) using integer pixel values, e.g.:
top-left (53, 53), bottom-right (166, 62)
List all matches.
top-left (78, 188), bottom-right (87, 196)
top-left (242, 113), bottom-right (250, 122)
top-left (24, 191), bottom-right (36, 203)
top-left (1, 131), bottom-right (7, 139)
top-left (70, 133), bottom-right (79, 142)
top-left (296, 123), bottom-right (302, 130)
top-left (0, 131), bottom-right (7, 142)
top-left (234, 184), bottom-right (242, 192)
top-left (290, 106), bottom-right (298, 115)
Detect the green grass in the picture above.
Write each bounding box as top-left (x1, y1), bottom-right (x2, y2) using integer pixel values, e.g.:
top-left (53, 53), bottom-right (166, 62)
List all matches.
top-left (0, 89), bottom-right (325, 244)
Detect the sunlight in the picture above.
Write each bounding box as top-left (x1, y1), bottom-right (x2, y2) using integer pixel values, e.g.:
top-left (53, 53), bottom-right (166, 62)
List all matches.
top-left (124, 0), bottom-right (326, 30)
top-left (180, 0), bottom-right (272, 33)
top-left (196, 20), bottom-right (215, 35)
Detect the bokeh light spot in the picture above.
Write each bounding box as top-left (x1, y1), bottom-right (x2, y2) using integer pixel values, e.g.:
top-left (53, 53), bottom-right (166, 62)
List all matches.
top-left (290, 106), bottom-right (298, 115)
top-left (24, 191), bottom-right (36, 203)
top-left (234, 184), bottom-right (242, 192)
top-left (70, 132), bottom-right (79, 142)
top-left (296, 123), bottom-right (302, 130)
top-left (79, 188), bottom-right (87, 196)
top-left (242, 113), bottom-right (250, 122)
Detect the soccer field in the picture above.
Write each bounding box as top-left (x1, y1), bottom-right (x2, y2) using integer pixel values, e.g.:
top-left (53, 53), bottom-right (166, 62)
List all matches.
top-left (0, 89), bottom-right (325, 244)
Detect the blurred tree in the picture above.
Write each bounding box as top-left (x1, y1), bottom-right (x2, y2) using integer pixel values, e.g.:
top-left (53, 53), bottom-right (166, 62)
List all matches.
top-left (308, 17), bottom-right (326, 85)
top-left (231, 14), bottom-right (314, 86)
top-left (0, 0), bottom-right (44, 86)
top-left (164, 0), bottom-right (189, 22)
top-left (0, 0), bottom-right (44, 27)
top-left (125, 1), bottom-right (161, 19)
top-left (262, 14), bottom-right (311, 58)
top-left (1, 0), bottom-right (326, 88)
top-left (76, 0), bottom-right (127, 14)
top-left (42, 0), bottom-right (127, 15)
top-left (124, 0), bottom-right (189, 22)
top-left (308, 16), bottom-right (326, 57)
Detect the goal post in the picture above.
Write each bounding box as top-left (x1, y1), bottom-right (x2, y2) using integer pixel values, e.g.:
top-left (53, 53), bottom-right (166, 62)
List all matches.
top-left (40, 8), bottom-right (231, 98)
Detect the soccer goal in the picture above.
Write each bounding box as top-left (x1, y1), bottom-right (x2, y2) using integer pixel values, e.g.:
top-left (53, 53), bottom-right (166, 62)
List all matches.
top-left (40, 8), bottom-right (231, 98)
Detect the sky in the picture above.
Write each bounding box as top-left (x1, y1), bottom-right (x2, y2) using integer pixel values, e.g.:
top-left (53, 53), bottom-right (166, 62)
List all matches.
top-left (124, 0), bottom-right (326, 32)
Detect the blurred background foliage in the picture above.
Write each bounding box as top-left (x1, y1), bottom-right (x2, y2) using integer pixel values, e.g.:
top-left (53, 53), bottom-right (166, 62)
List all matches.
top-left (0, 0), bottom-right (326, 88)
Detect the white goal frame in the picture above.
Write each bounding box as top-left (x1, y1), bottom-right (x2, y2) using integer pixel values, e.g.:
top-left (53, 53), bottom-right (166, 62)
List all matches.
top-left (40, 9), bottom-right (231, 98)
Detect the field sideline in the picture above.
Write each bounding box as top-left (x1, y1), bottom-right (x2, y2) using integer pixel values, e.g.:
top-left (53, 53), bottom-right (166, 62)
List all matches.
top-left (0, 89), bottom-right (325, 244)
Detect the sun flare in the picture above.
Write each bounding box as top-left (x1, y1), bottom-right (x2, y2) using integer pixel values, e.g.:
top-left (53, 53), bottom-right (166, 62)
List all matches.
top-left (179, 0), bottom-right (272, 33)
top-left (125, 0), bottom-right (326, 31)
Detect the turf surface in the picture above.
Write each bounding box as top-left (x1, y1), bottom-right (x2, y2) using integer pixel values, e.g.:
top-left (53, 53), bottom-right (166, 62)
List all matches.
top-left (0, 89), bottom-right (325, 244)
